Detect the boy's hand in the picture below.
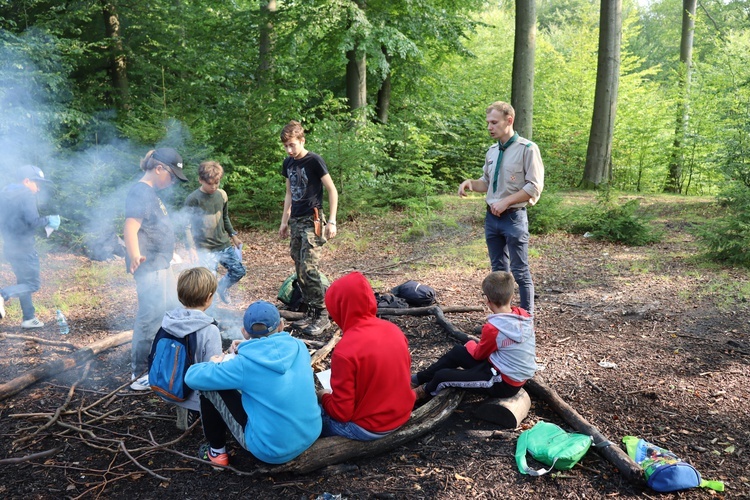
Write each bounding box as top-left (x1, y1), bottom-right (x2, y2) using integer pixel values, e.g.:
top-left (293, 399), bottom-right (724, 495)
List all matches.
top-left (129, 254), bottom-right (146, 274)
top-left (231, 234), bottom-right (242, 247)
top-left (316, 388), bottom-right (332, 402)
top-left (210, 353), bottom-right (224, 363)
top-left (279, 222), bottom-right (289, 238)
top-left (325, 222), bottom-right (337, 239)
top-left (229, 339), bottom-right (243, 353)
top-left (188, 248), bottom-right (198, 263)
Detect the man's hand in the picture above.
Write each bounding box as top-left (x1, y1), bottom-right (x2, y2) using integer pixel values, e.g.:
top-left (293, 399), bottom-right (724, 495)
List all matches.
top-left (279, 222), bottom-right (289, 239)
top-left (458, 180), bottom-right (474, 197)
top-left (490, 199), bottom-right (511, 217)
top-left (231, 234), bottom-right (242, 247)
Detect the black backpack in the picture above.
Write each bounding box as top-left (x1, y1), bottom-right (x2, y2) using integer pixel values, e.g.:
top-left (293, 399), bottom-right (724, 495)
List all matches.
top-left (391, 280), bottom-right (437, 307)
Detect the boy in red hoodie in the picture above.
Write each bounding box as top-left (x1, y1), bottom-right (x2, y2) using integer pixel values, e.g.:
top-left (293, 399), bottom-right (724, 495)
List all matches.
top-left (318, 272), bottom-right (415, 440)
top-left (413, 271), bottom-right (537, 400)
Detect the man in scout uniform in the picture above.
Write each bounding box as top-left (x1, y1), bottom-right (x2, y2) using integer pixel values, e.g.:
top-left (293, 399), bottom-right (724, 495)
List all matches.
top-left (458, 101), bottom-right (544, 314)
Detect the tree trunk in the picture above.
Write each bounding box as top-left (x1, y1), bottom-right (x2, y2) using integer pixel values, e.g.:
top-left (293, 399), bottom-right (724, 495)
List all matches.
top-left (664, 0), bottom-right (697, 194)
top-left (346, 0), bottom-right (367, 120)
top-left (100, 0), bottom-right (129, 111)
top-left (258, 0), bottom-right (277, 85)
top-left (582, 0), bottom-right (622, 189)
top-left (511, 0), bottom-right (536, 139)
top-left (375, 46), bottom-right (391, 124)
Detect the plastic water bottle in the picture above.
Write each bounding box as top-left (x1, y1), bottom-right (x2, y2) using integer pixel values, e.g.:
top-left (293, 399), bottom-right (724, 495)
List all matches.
top-left (56, 310), bottom-right (69, 335)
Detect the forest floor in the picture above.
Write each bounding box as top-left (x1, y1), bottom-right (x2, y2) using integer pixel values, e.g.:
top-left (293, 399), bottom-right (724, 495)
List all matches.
top-left (0, 192), bottom-right (747, 499)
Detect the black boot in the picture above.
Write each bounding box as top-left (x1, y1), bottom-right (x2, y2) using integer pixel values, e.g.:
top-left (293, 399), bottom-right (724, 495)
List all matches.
top-left (302, 307), bottom-right (331, 336)
top-left (291, 307), bottom-right (313, 330)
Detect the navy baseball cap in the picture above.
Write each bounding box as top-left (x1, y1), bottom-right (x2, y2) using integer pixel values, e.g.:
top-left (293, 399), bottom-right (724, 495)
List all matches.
top-left (243, 300), bottom-right (281, 336)
top-left (151, 148), bottom-right (188, 182)
top-left (17, 165), bottom-right (52, 184)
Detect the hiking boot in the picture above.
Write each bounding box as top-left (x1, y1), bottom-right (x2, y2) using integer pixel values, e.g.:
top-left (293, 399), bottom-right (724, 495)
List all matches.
top-left (302, 308), bottom-right (330, 337)
top-left (291, 308), bottom-right (313, 330)
top-left (21, 317), bottom-right (44, 329)
top-left (198, 443), bottom-right (229, 468)
top-left (0, 295), bottom-right (5, 320)
top-left (130, 374), bottom-right (151, 391)
top-left (176, 407), bottom-right (200, 430)
top-left (414, 384), bottom-right (430, 402)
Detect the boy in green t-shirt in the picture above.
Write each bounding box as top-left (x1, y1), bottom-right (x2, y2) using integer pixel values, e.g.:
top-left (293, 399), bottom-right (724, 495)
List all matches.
top-left (184, 161), bottom-right (246, 305)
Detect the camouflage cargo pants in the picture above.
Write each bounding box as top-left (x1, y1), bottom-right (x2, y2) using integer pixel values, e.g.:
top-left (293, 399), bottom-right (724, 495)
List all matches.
top-left (289, 215), bottom-right (327, 309)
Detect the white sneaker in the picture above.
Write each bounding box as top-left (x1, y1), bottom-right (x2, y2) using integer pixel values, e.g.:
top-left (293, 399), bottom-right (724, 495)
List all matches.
top-left (0, 295), bottom-right (5, 319)
top-left (21, 317), bottom-right (44, 329)
top-left (130, 374), bottom-right (151, 391)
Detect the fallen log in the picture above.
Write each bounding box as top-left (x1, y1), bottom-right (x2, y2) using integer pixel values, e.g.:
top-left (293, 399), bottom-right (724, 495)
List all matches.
top-left (267, 389), bottom-right (463, 474)
top-left (430, 306), bottom-right (479, 344)
top-left (525, 376), bottom-right (645, 486)
top-left (279, 305), bottom-right (483, 322)
top-left (310, 330), bottom-right (341, 367)
top-left (0, 331), bottom-right (133, 402)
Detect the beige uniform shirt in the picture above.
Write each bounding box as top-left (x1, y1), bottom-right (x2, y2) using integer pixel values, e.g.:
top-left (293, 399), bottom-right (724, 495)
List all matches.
top-left (480, 136), bottom-right (544, 208)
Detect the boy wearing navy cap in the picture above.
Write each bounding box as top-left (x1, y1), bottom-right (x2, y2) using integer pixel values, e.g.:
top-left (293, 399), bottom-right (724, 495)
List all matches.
top-left (124, 148), bottom-right (188, 390)
top-left (0, 165), bottom-right (60, 328)
top-left (185, 300), bottom-right (321, 466)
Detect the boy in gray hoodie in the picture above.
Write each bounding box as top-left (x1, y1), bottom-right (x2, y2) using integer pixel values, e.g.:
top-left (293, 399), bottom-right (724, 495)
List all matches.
top-left (153, 267), bottom-right (222, 426)
top-left (412, 271), bottom-right (537, 400)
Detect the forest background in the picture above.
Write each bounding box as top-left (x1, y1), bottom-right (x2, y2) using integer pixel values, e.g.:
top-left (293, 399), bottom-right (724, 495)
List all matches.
top-left (0, 0), bottom-right (749, 263)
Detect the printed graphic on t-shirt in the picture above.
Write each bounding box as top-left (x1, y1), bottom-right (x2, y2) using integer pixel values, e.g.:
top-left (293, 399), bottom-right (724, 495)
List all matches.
top-left (289, 165), bottom-right (309, 203)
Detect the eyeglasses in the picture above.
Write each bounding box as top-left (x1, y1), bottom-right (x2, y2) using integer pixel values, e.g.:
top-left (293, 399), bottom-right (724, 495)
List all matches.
top-left (161, 164), bottom-right (176, 182)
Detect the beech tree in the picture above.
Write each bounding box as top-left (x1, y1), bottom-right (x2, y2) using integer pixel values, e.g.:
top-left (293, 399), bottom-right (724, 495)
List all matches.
top-left (511, 0), bottom-right (537, 139)
top-left (582, 0), bottom-right (622, 188)
top-left (664, 0), bottom-right (697, 193)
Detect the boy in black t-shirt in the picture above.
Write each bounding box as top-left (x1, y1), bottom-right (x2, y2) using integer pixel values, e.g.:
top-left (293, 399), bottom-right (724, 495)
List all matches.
top-left (278, 121), bottom-right (338, 336)
top-left (124, 148), bottom-right (188, 390)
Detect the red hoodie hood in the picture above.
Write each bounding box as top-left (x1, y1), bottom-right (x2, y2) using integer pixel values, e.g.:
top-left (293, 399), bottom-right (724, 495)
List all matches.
top-left (325, 272), bottom-right (377, 331)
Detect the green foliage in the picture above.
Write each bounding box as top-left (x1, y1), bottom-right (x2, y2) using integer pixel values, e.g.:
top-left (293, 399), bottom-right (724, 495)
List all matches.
top-left (527, 190), bottom-right (566, 235)
top-left (698, 183), bottom-right (750, 266)
top-left (567, 198), bottom-right (661, 246)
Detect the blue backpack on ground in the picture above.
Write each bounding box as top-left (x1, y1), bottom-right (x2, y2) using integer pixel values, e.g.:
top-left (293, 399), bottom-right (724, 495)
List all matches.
top-left (623, 436), bottom-right (724, 493)
top-left (147, 327), bottom-right (198, 402)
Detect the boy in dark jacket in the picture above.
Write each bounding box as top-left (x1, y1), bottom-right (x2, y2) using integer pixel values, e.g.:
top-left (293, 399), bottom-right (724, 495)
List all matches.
top-left (0, 165), bottom-right (59, 328)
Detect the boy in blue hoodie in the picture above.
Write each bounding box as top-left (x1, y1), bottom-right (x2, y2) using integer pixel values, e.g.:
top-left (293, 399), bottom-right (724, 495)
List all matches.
top-left (151, 267), bottom-right (222, 429)
top-left (0, 165), bottom-right (59, 328)
top-left (412, 271), bottom-right (537, 400)
top-left (185, 300), bottom-right (321, 466)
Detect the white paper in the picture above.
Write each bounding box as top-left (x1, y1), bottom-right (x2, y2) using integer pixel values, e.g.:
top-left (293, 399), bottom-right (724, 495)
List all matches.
top-left (45, 226), bottom-right (55, 237)
top-left (316, 369), bottom-right (332, 391)
top-left (222, 353), bottom-right (237, 362)
top-left (234, 243), bottom-right (243, 261)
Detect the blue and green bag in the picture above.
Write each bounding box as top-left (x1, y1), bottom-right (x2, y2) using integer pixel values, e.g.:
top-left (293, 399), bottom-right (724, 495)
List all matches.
top-left (623, 436), bottom-right (724, 493)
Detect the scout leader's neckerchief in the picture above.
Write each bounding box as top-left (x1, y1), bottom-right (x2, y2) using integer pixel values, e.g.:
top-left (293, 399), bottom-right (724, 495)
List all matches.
top-left (491, 132), bottom-right (519, 193)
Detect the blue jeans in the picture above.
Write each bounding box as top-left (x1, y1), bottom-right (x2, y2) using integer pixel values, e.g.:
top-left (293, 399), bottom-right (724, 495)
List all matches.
top-left (200, 246), bottom-right (246, 292)
top-left (132, 267), bottom-right (178, 374)
top-left (320, 406), bottom-right (390, 441)
top-left (1, 250), bottom-right (41, 321)
top-left (485, 207), bottom-right (534, 313)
